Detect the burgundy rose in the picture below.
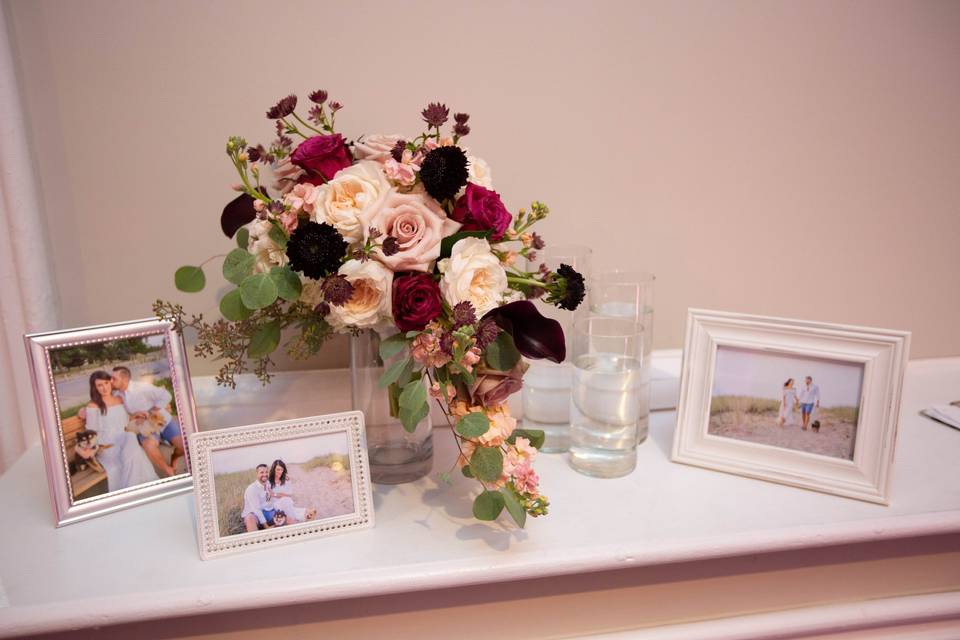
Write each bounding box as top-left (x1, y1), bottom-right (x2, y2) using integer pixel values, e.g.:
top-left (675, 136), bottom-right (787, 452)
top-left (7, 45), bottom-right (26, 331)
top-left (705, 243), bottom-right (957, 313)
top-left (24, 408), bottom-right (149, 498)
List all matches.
top-left (290, 134), bottom-right (353, 183)
top-left (451, 183), bottom-right (512, 240)
top-left (392, 273), bottom-right (443, 332)
top-left (469, 361), bottom-right (529, 406)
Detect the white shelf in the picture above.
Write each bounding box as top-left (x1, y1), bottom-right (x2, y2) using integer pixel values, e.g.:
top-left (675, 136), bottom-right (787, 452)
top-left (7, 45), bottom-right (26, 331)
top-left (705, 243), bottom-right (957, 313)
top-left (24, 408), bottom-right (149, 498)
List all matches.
top-left (0, 356), bottom-right (958, 637)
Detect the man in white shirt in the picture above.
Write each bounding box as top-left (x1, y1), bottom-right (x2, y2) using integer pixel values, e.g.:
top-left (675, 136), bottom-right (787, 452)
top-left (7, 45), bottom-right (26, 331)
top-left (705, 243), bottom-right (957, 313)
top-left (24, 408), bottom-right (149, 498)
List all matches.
top-left (242, 464), bottom-right (277, 532)
top-left (111, 366), bottom-right (185, 476)
top-left (797, 375), bottom-right (821, 431)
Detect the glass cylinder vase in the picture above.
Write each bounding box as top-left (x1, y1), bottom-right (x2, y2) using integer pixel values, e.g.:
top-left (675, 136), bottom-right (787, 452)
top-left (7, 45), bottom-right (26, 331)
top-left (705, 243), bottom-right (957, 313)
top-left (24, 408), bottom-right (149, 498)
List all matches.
top-left (350, 329), bottom-right (433, 484)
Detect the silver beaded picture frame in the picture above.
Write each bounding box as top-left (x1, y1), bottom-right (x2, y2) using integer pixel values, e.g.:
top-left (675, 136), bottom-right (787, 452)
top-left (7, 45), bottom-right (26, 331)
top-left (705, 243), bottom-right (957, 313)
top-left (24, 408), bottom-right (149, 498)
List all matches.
top-left (24, 318), bottom-right (198, 527)
top-left (189, 411), bottom-right (373, 560)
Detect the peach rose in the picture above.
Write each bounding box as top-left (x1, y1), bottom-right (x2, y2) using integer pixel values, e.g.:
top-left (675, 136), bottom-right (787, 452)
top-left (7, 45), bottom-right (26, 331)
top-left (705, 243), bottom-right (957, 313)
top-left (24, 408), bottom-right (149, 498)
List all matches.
top-left (361, 191), bottom-right (461, 272)
top-left (326, 259), bottom-right (393, 330)
top-left (316, 161), bottom-right (391, 244)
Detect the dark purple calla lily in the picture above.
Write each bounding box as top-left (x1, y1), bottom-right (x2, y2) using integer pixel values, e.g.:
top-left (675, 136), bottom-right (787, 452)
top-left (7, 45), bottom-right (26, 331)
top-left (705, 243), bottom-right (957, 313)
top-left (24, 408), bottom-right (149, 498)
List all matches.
top-left (220, 192), bottom-right (258, 238)
top-left (483, 300), bottom-right (565, 363)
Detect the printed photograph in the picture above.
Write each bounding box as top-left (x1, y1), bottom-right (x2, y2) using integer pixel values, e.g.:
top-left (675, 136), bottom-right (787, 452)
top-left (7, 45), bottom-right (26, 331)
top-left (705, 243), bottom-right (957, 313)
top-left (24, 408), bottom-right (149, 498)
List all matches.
top-left (708, 346), bottom-right (864, 460)
top-left (211, 432), bottom-right (355, 538)
top-left (51, 334), bottom-right (185, 501)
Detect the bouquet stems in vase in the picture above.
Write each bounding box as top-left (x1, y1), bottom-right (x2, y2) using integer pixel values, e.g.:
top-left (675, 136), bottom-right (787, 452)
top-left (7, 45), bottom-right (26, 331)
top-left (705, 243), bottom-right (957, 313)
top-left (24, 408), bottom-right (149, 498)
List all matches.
top-left (156, 90), bottom-right (586, 526)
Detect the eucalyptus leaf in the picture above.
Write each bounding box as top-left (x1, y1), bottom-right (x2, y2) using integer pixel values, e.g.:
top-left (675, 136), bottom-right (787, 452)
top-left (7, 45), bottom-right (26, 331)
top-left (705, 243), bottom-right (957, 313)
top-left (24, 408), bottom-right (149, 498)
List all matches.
top-left (501, 487), bottom-right (527, 528)
top-left (398, 379), bottom-right (427, 412)
top-left (472, 490), bottom-right (505, 521)
top-left (219, 289), bottom-right (253, 321)
top-left (507, 429), bottom-right (546, 450)
top-left (268, 224), bottom-right (288, 249)
top-left (247, 320), bottom-right (281, 358)
top-left (470, 446), bottom-right (503, 483)
top-left (378, 333), bottom-right (408, 362)
top-left (223, 248), bottom-right (255, 285)
top-left (174, 266), bottom-right (205, 293)
top-left (378, 355), bottom-right (411, 389)
top-left (461, 465), bottom-right (474, 478)
top-left (269, 265), bottom-right (302, 301)
top-left (235, 227), bottom-right (250, 249)
top-left (455, 412), bottom-right (490, 439)
top-left (485, 331), bottom-right (521, 371)
top-left (239, 273), bottom-right (279, 310)
top-left (399, 401), bottom-right (429, 433)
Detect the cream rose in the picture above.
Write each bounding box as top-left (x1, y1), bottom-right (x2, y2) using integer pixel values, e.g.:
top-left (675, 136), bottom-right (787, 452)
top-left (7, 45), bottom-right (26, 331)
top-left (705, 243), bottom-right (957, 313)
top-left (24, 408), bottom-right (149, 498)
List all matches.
top-left (352, 134), bottom-right (405, 163)
top-left (361, 191), bottom-right (461, 272)
top-left (437, 237), bottom-right (508, 316)
top-left (467, 156), bottom-right (492, 189)
top-left (246, 219), bottom-right (288, 273)
top-left (315, 161), bottom-right (391, 244)
top-left (326, 259), bottom-right (393, 331)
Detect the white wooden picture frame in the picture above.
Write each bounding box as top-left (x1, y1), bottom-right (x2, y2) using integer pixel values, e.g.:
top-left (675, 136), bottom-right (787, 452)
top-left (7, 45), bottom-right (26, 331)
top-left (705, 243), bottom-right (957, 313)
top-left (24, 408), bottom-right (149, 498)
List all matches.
top-left (672, 309), bottom-right (910, 504)
top-left (24, 318), bottom-right (198, 526)
top-left (189, 411), bottom-right (374, 560)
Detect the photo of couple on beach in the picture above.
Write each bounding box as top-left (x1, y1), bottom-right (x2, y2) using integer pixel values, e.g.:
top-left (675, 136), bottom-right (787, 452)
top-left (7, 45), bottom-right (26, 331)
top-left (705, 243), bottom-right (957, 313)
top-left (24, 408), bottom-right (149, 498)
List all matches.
top-left (211, 432), bottom-right (356, 538)
top-left (51, 335), bottom-right (185, 500)
top-left (708, 346), bottom-right (864, 460)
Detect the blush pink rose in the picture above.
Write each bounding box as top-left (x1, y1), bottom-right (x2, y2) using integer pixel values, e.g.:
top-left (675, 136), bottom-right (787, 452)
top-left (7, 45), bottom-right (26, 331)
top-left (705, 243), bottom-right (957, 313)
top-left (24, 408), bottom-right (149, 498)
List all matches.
top-left (361, 191), bottom-right (461, 272)
top-left (353, 134), bottom-right (405, 163)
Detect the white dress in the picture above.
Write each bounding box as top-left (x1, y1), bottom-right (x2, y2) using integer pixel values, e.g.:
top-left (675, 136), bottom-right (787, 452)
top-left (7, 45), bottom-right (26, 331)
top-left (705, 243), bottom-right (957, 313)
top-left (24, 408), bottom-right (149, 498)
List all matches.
top-left (85, 403), bottom-right (159, 492)
top-left (271, 479), bottom-right (307, 521)
top-left (779, 387), bottom-right (798, 424)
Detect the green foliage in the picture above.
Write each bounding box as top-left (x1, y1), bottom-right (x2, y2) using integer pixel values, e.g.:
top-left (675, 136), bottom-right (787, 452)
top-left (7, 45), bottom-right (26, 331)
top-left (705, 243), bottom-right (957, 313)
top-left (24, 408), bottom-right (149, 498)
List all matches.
top-left (175, 265), bottom-right (205, 292)
top-left (240, 273), bottom-right (279, 309)
top-left (399, 401), bottom-right (429, 433)
top-left (398, 378), bottom-right (429, 432)
top-left (470, 446), bottom-right (503, 483)
top-left (235, 227), bottom-right (249, 249)
top-left (439, 230), bottom-right (491, 260)
top-left (507, 429), bottom-right (545, 450)
top-left (485, 331), bottom-right (521, 371)
top-left (223, 249), bottom-right (255, 285)
top-left (501, 486), bottom-right (526, 528)
top-left (270, 266), bottom-right (302, 302)
top-left (247, 320), bottom-right (281, 358)
top-left (378, 333), bottom-right (409, 362)
top-left (472, 490), bottom-right (505, 521)
top-left (219, 289), bottom-right (253, 321)
top-left (268, 224), bottom-right (288, 249)
top-left (378, 355), bottom-right (412, 389)
top-left (461, 465), bottom-right (474, 478)
top-left (49, 336), bottom-right (161, 374)
top-left (456, 412), bottom-right (490, 439)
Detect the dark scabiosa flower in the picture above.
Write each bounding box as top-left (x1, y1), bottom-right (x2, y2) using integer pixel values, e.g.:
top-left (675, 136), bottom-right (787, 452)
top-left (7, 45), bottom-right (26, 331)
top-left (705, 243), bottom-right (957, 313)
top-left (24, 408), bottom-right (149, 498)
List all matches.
top-left (266, 94), bottom-right (297, 119)
top-left (321, 274), bottom-right (354, 306)
top-left (475, 317), bottom-right (501, 349)
top-left (452, 301), bottom-right (477, 328)
top-left (547, 264), bottom-right (586, 311)
top-left (419, 145), bottom-right (469, 202)
top-left (421, 102), bottom-right (450, 128)
top-left (285, 220), bottom-right (348, 280)
top-left (453, 123), bottom-right (470, 137)
top-left (308, 89), bottom-right (328, 104)
top-left (381, 236), bottom-right (400, 257)
top-left (454, 112), bottom-right (470, 124)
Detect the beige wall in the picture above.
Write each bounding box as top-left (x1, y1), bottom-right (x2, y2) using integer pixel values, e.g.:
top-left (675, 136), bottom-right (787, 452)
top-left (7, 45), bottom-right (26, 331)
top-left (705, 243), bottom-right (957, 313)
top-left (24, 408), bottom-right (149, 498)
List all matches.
top-left (6, 0), bottom-right (960, 377)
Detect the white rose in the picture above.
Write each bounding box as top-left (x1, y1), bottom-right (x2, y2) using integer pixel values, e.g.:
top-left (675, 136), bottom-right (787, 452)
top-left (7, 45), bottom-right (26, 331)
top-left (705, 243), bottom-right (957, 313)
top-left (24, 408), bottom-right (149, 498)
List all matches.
top-left (326, 259), bottom-right (394, 331)
top-left (246, 219), bottom-right (288, 273)
top-left (316, 161), bottom-right (391, 244)
top-left (353, 134), bottom-right (405, 163)
top-left (467, 156), bottom-right (492, 189)
top-left (438, 237), bottom-right (508, 316)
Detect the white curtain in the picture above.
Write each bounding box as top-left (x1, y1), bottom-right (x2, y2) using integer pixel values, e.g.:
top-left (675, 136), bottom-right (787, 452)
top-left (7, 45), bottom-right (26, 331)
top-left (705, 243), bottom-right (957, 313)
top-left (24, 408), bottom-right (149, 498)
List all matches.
top-left (0, 5), bottom-right (61, 472)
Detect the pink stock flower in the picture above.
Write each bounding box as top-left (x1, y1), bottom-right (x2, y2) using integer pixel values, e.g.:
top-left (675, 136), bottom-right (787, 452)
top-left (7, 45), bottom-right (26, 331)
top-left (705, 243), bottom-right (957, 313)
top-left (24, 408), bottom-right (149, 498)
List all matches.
top-left (411, 330), bottom-right (452, 368)
top-left (460, 346), bottom-right (481, 372)
top-left (511, 463), bottom-right (540, 496)
top-left (284, 182), bottom-right (321, 215)
top-left (477, 404), bottom-right (516, 447)
top-left (279, 210), bottom-right (299, 233)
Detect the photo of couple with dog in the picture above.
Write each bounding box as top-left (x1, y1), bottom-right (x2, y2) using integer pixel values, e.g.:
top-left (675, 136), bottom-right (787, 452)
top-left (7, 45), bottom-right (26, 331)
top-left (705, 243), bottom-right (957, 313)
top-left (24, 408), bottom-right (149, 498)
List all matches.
top-left (708, 346), bottom-right (864, 461)
top-left (75, 366), bottom-right (184, 493)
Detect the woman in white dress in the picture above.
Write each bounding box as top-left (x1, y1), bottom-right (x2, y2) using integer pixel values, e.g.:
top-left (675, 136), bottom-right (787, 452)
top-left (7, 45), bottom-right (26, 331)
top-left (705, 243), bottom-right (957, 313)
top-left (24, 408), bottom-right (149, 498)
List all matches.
top-left (83, 371), bottom-right (158, 492)
top-left (268, 459), bottom-right (315, 524)
top-left (777, 378), bottom-right (798, 427)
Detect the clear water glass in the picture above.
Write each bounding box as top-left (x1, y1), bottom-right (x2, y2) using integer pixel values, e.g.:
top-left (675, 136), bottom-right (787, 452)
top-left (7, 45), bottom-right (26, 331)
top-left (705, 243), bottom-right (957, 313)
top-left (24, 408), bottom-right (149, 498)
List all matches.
top-left (569, 317), bottom-right (645, 478)
top-left (521, 244), bottom-right (592, 453)
top-left (588, 271), bottom-right (655, 444)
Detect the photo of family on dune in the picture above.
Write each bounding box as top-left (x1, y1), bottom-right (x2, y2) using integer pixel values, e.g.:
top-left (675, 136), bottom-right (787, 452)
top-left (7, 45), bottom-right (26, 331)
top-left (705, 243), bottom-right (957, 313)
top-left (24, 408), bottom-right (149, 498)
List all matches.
top-left (51, 335), bottom-right (186, 500)
top-left (211, 432), bottom-right (356, 538)
top-left (708, 346), bottom-right (865, 460)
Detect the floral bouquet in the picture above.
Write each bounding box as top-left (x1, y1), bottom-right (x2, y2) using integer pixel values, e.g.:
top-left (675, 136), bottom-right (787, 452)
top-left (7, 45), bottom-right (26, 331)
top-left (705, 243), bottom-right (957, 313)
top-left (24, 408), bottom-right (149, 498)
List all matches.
top-left (156, 90), bottom-right (585, 526)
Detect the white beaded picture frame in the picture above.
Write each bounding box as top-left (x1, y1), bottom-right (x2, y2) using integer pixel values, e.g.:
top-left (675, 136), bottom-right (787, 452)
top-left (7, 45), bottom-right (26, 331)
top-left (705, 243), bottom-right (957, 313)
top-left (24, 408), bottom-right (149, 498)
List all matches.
top-left (189, 411), bottom-right (373, 560)
top-left (24, 318), bottom-right (198, 527)
top-left (672, 309), bottom-right (910, 504)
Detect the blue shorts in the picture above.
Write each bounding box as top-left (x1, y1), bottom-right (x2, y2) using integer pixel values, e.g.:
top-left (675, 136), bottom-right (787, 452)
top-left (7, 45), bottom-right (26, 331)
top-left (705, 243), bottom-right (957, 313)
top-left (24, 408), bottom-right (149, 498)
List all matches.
top-left (137, 417), bottom-right (182, 445)
top-left (801, 403), bottom-right (815, 415)
top-left (261, 509), bottom-right (277, 525)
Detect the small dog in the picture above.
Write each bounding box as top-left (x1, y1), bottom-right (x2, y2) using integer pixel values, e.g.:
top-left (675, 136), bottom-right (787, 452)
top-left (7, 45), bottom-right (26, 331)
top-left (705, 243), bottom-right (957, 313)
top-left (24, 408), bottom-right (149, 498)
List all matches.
top-left (811, 420), bottom-right (821, 433)
top-left (271, 510), bottom-right (287, 527)
top-left (71, 429), bottom-right (112, 475)
top-left (125, 410), bottom-right (166, 440)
